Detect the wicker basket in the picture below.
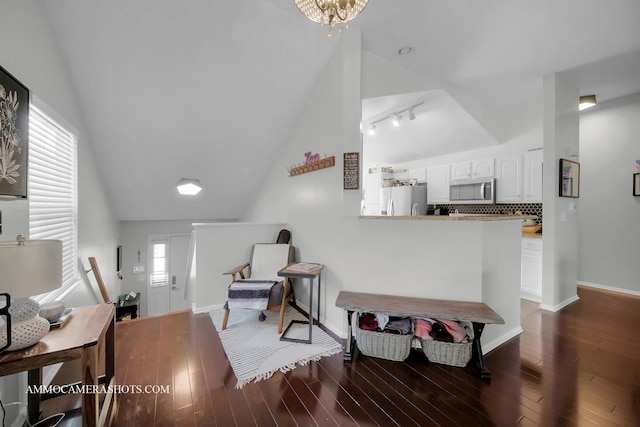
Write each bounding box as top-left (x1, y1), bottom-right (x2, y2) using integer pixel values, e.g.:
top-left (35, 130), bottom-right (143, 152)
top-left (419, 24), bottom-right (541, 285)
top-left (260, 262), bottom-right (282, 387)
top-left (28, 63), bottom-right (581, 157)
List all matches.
top-left (420, 339), bottom-right (472, 367)
top-left (355, 324), bottom-right (412, 362)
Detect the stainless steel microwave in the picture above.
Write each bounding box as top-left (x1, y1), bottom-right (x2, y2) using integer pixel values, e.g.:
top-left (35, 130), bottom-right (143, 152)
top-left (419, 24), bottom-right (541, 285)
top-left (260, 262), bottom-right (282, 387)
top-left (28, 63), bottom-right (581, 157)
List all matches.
top-left (449, 178), bottom-right (495, 204)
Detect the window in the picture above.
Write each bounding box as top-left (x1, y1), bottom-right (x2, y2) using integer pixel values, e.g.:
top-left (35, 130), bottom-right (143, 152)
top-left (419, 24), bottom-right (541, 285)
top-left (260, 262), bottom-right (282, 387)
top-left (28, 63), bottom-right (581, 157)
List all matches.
top-left (150, 241), bottom-right (168, 287)
top-left (28, 103), bottom-right (78, 301)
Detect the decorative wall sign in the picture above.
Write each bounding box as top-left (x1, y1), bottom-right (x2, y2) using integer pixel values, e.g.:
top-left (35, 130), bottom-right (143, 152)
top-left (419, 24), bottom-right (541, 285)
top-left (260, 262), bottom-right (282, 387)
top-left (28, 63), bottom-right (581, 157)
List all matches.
top-left (343, 152), bottom-right (359, 190)
top-left (559, 159), bottom-right (580, 198)
top-left (0, 66), bottom-right (29, 198)
top-left (288, 155), bottom-right (335, 176)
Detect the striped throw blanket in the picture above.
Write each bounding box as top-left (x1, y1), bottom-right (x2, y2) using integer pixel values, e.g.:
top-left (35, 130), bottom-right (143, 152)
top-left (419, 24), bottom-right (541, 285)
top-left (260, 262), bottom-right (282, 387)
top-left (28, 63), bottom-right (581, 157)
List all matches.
top-left (227, 279), bottom-right (279, 310)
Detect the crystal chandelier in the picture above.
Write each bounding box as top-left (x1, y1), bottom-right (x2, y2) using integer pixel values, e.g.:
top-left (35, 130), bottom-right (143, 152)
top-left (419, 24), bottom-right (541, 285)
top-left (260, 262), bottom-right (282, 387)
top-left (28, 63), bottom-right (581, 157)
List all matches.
top-left (294, 0), bottom-right (369, 37)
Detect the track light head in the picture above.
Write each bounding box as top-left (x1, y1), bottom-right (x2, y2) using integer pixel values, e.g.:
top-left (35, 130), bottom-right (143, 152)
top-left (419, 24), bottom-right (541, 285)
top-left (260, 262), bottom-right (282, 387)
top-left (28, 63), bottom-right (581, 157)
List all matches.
top-left (392, 113), bottom-right (402, 127)
top-left (368, 124), bottom-right (376, 136)
top-left (408, 107), bottom-right (416, 121)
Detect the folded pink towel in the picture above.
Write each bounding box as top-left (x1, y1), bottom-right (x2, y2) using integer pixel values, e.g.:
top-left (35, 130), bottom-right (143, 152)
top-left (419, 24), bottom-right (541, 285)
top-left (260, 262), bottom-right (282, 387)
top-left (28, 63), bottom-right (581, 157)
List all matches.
top-left (414, 318), bottom-right (433, 340)
top-left (437, 319), bottom-right (467, 342)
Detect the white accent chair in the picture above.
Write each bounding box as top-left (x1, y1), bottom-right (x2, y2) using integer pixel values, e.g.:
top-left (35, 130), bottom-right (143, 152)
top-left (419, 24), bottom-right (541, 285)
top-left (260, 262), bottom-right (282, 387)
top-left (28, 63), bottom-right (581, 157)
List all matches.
top-left (222, 243), bottom-right (295, 333)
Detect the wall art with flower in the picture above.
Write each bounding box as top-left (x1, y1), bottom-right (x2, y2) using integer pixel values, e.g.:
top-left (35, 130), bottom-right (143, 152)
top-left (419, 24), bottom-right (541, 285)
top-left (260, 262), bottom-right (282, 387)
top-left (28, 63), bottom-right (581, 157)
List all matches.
top-left (0, 66), bottom-right (29, 198)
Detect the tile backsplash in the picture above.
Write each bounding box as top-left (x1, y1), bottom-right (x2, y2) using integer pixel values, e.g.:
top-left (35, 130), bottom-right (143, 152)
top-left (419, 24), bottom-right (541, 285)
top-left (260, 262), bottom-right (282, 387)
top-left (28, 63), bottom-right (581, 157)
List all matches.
top-left (438, 203), bottom-right (543, 225)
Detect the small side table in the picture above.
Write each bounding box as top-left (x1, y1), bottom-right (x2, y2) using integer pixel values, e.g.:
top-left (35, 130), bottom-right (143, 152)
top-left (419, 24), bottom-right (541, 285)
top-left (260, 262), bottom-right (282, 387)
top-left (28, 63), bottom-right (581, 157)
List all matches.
top-left (277, 263), bottom-right (324, 344)
top-left (115, 292), bottom-right (140, 321)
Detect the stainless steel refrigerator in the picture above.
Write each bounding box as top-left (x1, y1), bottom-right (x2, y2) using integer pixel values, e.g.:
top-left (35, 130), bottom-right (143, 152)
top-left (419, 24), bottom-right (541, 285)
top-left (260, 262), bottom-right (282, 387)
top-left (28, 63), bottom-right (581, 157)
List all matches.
top-left (379, 184), bottom-right (428, 216)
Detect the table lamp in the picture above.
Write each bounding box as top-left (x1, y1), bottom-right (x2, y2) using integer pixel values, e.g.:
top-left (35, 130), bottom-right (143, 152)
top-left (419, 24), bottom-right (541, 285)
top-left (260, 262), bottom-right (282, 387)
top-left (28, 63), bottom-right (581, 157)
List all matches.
top-left (0, 235), bottom-right (63, 352)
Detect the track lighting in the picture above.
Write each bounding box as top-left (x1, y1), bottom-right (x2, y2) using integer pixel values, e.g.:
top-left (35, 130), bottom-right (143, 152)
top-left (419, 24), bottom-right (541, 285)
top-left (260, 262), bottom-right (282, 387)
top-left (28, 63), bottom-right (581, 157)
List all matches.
top-left (363, 101), bottom-right (423, 136)
top-left (408, 107), bottom-right (416, 121)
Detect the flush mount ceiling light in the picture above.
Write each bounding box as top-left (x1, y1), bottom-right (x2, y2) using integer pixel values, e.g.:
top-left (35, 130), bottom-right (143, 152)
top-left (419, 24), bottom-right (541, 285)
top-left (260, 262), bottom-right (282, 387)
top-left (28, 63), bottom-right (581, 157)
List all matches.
top-left (176, 178), bottom-right (202, 195)
top-left (579, 94), bottom-right (597, 111)
top-left (294, 0), bottom-right (369, 37)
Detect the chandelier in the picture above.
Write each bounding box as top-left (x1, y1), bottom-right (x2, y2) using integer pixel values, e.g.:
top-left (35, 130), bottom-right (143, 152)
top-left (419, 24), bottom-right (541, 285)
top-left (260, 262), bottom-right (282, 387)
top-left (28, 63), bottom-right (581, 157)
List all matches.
top-left (294, 0), bottom-right (369, 37)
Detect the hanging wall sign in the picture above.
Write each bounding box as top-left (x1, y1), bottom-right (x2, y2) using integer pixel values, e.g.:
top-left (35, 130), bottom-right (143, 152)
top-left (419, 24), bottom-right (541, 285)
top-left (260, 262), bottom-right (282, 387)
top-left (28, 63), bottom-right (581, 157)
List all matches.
top-left (343, 152), bottom-right (359, 190)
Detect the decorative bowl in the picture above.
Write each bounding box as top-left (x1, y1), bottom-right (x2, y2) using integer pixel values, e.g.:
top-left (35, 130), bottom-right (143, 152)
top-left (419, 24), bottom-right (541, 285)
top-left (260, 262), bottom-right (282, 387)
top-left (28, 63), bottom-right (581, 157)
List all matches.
top-left (40, 301), bottom-right (66, 322)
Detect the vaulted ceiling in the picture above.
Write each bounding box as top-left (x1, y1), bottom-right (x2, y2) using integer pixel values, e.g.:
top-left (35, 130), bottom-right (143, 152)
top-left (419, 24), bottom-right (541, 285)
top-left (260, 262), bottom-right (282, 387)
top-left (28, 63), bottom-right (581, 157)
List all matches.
top-left (41, 0), bottom-right (640, 220)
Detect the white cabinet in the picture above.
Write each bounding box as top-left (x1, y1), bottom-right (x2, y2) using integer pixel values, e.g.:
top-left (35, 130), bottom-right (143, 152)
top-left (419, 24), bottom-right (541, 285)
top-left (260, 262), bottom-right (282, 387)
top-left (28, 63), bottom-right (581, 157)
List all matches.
top-left (450, 161), bottom-right (472, 181)
top-left (450, 158), bottom-right (494, 181)
top-left (426, 165), bottom-right (450, 204)
top-left (496, 151), bottom-right (543, 203)
top-left (523, 150), bottom-right (543, 202)
top-left (408, 168), bottom-right (426, 182)
top-left (471, 158), bottom-right (495, 179)
top-left (521, 237), bottom-right (542, 301)
top-left (496, 153), bottom-right (523, 203)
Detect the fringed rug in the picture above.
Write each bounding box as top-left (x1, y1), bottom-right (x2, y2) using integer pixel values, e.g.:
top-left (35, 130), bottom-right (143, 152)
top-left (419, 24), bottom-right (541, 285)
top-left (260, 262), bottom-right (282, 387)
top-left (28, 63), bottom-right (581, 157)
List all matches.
top-left (209, 306), bottom-right (343, 389)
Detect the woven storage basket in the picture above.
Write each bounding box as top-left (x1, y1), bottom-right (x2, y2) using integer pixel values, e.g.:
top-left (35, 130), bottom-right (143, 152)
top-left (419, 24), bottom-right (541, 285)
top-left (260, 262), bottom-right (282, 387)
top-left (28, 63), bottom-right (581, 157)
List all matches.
top-left (355, 324), bottom-right (412, 362)
top-left (421, 339), bottom-right (472, 367)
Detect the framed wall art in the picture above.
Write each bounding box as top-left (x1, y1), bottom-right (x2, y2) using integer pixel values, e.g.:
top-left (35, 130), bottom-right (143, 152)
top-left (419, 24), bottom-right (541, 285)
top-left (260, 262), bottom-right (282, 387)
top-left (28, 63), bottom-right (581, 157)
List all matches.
top-left (0, 65), bottom-right (29, 199)
top-left (634, 173), bottom-right (640, 196)
top-left (559, 159), bottom-right (580, 198)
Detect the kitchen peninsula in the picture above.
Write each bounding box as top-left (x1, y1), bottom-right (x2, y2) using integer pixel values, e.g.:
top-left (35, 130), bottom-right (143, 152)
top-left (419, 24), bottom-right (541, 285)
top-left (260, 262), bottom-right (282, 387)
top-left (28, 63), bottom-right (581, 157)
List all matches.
top-left (352, 214), bottom-right (525, 354)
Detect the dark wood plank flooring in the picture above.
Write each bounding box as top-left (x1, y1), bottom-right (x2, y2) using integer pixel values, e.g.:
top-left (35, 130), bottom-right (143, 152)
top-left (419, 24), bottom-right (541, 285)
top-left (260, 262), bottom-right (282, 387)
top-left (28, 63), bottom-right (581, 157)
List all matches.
top-left (43, 286), bottom-right (640, 426)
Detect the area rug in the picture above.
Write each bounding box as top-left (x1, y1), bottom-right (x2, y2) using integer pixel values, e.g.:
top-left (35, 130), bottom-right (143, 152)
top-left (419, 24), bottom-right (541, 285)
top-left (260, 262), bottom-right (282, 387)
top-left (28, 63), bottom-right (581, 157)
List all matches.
top-left (209, 306), bottom-right (343, 388)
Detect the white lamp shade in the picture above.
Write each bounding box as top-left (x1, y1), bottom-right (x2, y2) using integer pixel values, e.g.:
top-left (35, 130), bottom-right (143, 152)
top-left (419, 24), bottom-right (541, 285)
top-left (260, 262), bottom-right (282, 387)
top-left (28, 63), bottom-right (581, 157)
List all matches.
top-left (0, 238), bottom-right (63, 299)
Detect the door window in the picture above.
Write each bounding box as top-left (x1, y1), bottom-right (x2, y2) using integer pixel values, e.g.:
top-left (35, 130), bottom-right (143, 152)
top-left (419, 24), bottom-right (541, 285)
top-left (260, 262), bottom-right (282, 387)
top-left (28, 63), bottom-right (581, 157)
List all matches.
top-left (150, 242), bottom-right (168, 287)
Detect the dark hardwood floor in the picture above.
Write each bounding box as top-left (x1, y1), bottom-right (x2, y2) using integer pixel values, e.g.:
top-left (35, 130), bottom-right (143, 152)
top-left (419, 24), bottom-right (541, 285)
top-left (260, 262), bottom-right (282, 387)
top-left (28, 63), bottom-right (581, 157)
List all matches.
top-left (43, 285), bottom-right (640, 426)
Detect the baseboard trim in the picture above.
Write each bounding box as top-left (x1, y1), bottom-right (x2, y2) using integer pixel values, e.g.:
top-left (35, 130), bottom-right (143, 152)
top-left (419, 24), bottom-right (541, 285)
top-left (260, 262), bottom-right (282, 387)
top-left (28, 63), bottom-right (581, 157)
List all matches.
top-left (578, 281), bottom-right (640, 298)
top-left (540, 294), bottom-right (580, 312)
top-left (482, 326), bottom-right (523, 355)
top-left (193, 303), bottom-right (224, 314)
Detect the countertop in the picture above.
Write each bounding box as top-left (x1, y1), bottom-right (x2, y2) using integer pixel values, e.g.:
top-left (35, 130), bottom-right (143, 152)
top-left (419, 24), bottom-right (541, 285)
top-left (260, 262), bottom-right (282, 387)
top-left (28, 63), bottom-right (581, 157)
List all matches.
top-left (360, 214), bottom-right (537, 222)
top-left (522, 232), bottom-right (543, 238)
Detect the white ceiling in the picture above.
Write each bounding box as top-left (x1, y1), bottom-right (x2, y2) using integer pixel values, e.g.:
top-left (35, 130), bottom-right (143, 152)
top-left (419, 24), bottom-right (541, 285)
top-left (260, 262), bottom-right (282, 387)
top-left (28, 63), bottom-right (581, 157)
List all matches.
top-left (40, 0), bottom-right (640, 220)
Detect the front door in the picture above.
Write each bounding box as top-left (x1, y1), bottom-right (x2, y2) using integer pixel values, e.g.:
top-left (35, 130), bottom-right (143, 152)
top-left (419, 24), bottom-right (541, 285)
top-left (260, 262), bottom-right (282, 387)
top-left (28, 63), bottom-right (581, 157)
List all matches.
top-left (169, 234), bottom-right (190, 312)
top-left (147, 234), bottom-right (191, 316)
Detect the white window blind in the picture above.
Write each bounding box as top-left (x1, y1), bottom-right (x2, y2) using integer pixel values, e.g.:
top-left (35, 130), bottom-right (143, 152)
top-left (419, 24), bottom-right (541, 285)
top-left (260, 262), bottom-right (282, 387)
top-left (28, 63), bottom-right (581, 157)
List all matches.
top-left (28, 105), bottom-right (78, 299)
top-left (150, 242), bottom-right (168, 287)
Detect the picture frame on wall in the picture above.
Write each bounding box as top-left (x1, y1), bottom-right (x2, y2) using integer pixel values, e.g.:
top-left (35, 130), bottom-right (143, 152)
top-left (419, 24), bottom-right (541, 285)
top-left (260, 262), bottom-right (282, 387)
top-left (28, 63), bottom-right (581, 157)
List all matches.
top-left (634, 173), bottom-right (640, 196)
top-left (0, 66), bottom-right (29, 199)
top-left (559, 158), bottom-right (580, 198)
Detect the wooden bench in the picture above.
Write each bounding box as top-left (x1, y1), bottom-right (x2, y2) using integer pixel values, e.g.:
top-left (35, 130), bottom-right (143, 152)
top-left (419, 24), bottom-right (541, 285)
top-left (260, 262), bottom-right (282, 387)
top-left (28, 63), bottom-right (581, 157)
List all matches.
top-left (335, 291), bottom-right (505, 380)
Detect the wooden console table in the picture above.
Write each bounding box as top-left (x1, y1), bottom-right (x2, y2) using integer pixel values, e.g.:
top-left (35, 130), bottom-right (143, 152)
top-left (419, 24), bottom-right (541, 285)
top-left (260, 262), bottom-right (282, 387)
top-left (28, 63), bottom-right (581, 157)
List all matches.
top-left (0, 304), bottom-right (117, 427)
top-left (335, 291), bottom-right (504, 380)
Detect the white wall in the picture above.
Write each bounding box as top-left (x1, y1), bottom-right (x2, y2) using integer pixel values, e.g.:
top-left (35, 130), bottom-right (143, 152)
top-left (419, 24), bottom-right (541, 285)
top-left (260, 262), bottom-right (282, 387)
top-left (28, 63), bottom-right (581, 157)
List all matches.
top-left (241, 32), bottom-right (523, 351)
top-left (578, 92), bottom-right (640, 294)
top-left (541, 73), bottom-right (580, 310)
top-left (0, 0), bottom-right (119, 402)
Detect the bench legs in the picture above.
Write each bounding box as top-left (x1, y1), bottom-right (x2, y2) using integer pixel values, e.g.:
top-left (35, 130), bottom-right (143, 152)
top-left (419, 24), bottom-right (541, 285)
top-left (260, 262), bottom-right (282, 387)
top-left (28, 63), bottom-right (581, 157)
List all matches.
top-left (343, 310), bottom-right (356, 362)
top-left (468, 322), bottom-right (492, 381)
